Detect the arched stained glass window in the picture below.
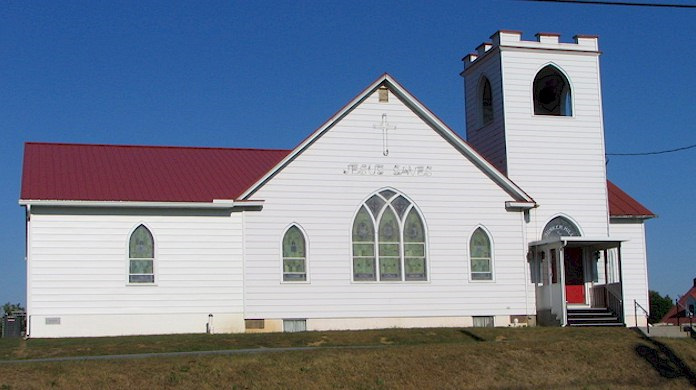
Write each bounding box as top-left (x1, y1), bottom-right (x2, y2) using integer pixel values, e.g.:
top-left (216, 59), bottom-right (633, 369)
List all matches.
top-left (379, 207), bottom-right (401, 281)
top-left (470, 228), bottom-right (492, 281)
top-left (129, 225), bottom-right (154, 284)
top-left (404, 208), bottom-right (426, 281)
top-left (533, 65), bottom-right (572, 116)
top-left (352, 190), bottom-right (427, 282)
top-left (352, 206), bottom-right (376, 281)
top-left (282, 225), bottom-right (307, 282)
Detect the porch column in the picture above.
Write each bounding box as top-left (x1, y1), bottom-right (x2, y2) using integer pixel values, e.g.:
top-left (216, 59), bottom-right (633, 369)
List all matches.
top-left (603, 249), bottom-right (609, 307)
top-left (559, 246), bottom-right (567, 326)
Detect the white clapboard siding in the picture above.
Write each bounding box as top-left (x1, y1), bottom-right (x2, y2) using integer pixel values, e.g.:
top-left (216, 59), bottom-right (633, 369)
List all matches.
top-left (243, 88), bottom-right (533, 321)
top-left (28, 207), bottom-right (245, 336)
top-left (499, 49), bottom-right (609, 239)
top-left (610, 220), bottom-right (650, 327)
top-left (464, 51), bottom-right (508, 174)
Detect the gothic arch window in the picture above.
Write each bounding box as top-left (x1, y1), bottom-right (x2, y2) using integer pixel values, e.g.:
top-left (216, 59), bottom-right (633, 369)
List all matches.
top-left (542, 216), bottom-right (582, 239)
top-left (129, 224), bottom-right (155, 284)
top-left (282, 225), bottom-right (307, 282)
top-left (533, 65), bottom-right (572, 116)
top-left (352, 189), bottom-right (427, 282)
top-left (480, 76), bottom-right (494, 126)
top-left (470, 227), bottom-right (493, 281)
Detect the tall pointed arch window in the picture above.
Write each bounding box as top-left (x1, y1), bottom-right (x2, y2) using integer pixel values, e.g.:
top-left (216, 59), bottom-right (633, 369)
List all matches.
top-left (480, 77), bottom-right (494, 126)
top-left (129, 225), bottom-right (154, 284)
top-left (533, 65), bottom-right (572, 116)
top-left (352, 190), bottom-right (427, 282)
top-left (470, 228), bottom-right (493, 281)
top-left (282, 225), bottom-right (307, 282)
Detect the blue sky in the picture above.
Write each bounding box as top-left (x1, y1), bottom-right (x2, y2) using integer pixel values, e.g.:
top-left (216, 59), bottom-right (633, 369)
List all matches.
top-left (1, 1), bottom-right (694, 306)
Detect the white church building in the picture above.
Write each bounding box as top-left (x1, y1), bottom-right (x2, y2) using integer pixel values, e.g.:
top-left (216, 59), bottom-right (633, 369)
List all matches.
top-left (20, 31), bottom-right (654, 338)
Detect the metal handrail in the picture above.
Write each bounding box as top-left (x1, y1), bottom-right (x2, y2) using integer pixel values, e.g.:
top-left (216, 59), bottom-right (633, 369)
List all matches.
top-left (634, 299), bottom-right (649, 334)
top-left (606, 284), bottom-right (624, 324)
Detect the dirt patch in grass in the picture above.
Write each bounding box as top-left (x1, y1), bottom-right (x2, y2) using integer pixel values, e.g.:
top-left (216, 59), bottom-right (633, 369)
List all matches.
top-left (0, 328), bottom-right (694, 389)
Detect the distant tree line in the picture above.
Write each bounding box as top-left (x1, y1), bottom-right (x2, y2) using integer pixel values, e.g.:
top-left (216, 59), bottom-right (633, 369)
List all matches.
top-left (648, 290), bottom-right (674, 324)
top-left (2, 302), bottom-right (24, 316)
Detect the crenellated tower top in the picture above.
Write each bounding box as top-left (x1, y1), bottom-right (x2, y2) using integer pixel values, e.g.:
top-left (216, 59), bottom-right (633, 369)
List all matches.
top-left (462, 30), bottom-right (599, 70)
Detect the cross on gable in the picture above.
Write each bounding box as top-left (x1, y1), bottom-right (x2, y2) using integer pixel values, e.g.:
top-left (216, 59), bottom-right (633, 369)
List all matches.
top-left (373, 113), bottom-right (396, 156)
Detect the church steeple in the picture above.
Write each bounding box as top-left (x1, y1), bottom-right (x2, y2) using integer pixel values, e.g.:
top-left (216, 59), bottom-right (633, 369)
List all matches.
top-left (461, 31), bottom-right (610, 238)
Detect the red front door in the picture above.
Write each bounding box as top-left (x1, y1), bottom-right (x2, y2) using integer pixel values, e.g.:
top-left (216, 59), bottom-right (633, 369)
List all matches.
top-left (564, 247), bottom-right (585, 304)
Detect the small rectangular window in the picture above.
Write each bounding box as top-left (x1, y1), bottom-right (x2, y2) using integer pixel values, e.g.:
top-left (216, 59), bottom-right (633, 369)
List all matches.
top-left (245, 319), bottom-right (265, 330)
top-left (473, 316), bottom-right (494, 328)
top-left (378, 86), bottom-right (389, 102)
top-left (283, 319), bottom-right (306, 333)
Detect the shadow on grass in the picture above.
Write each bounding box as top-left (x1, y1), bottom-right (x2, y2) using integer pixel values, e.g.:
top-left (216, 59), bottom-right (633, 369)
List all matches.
top-left (633, 329), bottom-right (696, 387)
top-left (459, 329), bottom-right (486, 342)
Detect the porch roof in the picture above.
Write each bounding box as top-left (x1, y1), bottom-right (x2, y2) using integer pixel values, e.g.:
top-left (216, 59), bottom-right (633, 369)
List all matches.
top-left (528, 236), bottom-right (624, 251)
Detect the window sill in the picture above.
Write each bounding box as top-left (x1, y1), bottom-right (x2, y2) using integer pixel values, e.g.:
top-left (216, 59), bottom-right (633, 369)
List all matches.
top-left (350, 280), bottom-right (431, 284)
top-left (531, 114), bottom-right (575, 119)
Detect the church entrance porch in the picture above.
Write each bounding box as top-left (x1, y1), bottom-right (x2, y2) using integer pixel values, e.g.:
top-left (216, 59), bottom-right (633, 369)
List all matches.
top-left (529, 237), bottom-right (625, 326)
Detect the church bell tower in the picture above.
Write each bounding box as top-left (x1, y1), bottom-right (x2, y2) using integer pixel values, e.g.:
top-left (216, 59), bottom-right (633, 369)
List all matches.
top-left (461, 30), bottom-right (610, 238)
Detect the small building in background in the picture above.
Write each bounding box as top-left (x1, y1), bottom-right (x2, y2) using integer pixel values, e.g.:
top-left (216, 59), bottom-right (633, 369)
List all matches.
top-left (660, 278), bottom-right (696, 326)
top-left (1, 312), bottom-right (26, 338)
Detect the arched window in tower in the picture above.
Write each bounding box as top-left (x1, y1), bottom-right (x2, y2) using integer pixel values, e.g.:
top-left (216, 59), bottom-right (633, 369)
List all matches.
top-left (129, 224), bottom-right (155, 284)
top-left (282, 225), bottom-right (307, 282)
top-left (480, 77), bottom-right (494, 126)
top-left (352, 190), bottom-right (427, 282)
top-left (533, 65), bottom-right (572, 116)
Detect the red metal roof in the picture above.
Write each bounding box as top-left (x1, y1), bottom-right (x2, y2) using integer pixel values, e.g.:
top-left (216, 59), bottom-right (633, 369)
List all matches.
top-left (21, 143), bottom-right (290, 202)
top-left (607, 180), bottom-right (655, 218)
top-left (21, 143), bottom-right (655, 216)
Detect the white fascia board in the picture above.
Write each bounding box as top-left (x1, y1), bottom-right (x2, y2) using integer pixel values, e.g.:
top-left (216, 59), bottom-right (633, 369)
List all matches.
top-left (528, 236), bottom-right (625, 248)
top-left (610, 215), bottom-right (656, 222)
top-left (18, 199), bottom-right (263, 209)
top-left (238, 74), bottom-right (535, 204)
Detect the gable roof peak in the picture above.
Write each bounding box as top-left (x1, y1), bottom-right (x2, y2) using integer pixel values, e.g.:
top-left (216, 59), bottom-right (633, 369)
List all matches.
top-left (238, 73), bottom-right (535, 204)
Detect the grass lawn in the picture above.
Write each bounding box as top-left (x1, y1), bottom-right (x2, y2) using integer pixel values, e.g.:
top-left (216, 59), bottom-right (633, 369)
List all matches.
top-left (0, 327), bottom-right (694, 389)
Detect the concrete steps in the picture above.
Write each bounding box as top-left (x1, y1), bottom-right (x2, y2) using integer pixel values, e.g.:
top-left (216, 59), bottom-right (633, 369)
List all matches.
top-left (567, 307), bottom-right (624, 327)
